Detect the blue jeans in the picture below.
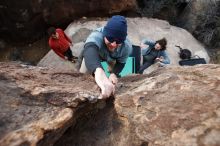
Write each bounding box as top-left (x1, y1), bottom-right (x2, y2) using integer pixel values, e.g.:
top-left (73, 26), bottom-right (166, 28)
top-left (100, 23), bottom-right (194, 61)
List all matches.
top-left (138, 62), bottom-right (153, 74)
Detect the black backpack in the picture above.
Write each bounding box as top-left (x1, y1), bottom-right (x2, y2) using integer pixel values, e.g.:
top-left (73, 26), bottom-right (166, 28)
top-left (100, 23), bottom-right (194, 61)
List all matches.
top-left (176, 45), bottom-right (192, 59)
top-left (175, 45), bottom-right (206, 66)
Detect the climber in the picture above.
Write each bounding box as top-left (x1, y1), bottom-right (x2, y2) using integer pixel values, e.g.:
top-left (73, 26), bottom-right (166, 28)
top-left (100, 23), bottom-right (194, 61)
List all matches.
top-left (47, 27), bottom-right (77, 63)
top-left (138, 38), bottom-right (170, 74)
top-left (78, 15), bottom-right (132, 99)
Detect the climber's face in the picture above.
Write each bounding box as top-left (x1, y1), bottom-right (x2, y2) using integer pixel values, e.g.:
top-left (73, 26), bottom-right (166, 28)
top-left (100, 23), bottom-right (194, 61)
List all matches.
top-left (104, 37), bottom-right (121, 52)
top-left (155, 43), bottom-right (162, 50)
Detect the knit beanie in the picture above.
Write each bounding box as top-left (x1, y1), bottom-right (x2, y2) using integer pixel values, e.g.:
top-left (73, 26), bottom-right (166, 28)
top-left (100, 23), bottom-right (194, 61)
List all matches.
top-left (103, 15), bottom-right (127, 43)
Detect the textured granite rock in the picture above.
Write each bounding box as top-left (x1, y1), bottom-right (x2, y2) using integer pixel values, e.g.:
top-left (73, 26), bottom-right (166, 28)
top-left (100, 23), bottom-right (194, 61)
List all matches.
top-left (0, 62), bottom-right (220, 146)
top-left (0, 62), bottom-right (100, 146)
top-left (55, 64), bottom-right (220, 146)
top-left (115, 64), bottom-right (220, 146)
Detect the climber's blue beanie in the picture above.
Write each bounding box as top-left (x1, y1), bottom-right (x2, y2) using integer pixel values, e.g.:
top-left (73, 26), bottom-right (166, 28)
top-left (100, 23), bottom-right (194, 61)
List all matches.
top-left (103, 15), bottom-right (127, 43)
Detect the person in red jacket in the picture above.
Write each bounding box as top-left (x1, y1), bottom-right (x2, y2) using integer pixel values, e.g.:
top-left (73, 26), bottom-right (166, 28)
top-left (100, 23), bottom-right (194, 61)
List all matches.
top-left (47, 27), bottom-right (77, 62)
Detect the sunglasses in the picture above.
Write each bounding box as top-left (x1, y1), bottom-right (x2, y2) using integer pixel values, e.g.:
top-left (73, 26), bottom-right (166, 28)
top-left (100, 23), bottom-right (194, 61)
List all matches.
top-left (106, 37), bottom-right (123, 44)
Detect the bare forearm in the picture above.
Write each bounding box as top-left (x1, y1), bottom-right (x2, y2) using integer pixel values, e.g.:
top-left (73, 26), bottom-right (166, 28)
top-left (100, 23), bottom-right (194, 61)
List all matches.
top-left (94, 68), bottom-right (115, 99)
top-left (94, 68), bottom-right (109, 88)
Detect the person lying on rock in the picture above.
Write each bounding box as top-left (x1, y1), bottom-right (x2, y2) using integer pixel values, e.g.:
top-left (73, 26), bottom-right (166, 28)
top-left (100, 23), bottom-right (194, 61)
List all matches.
top-left (79, 15), bottom-right (132, 99)
top-left (48, 27), bottom-right (78, 63)
top-left (138, 38), bottom-right (170, 74)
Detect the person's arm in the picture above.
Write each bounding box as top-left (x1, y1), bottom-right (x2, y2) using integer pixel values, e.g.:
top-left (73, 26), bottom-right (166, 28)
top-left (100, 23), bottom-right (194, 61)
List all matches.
top-left (140, 39), bottom-right (154, 55)
top-left (53, 48), bottom-right (65, 59)
top-left (83, 43), bottom-right (102, 73)
top-left (49, 43), bottom-right (65, 59)
top-left (60, 29), bottom-right (72, 44)
top-left (113, 42), bottom-right (130, 77)
top-left (83, 42), bottom-right (115, 98)
top-left (94, 68), bottom-right (115, 99)
top-left (112, 62), bottom-right (125, 77)
top-left (141, 39), bottom-right (155, 46)
top-left (108, 62), bottom-right (125, 85)
top-left (64, 33), bottom-right (72, 44)
top-left (158, 51), bottom-right (170, 64)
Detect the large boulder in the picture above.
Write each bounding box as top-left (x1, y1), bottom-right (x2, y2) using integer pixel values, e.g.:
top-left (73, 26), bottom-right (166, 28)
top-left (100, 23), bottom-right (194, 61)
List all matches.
top-left (0, 62), bottom-right (100, 146)
top-left (0, 0), bottom-right (136, 43)
top-left (177, 0), bottom-right (220, 49)
top-left (113, 64), bottom-right (220, 146)
top-left (138, 0), bottom-right (220, 50)
top-left (38, 18), bottom-right (210, 71)
top-left (175, 0), bottom-right (220, 64)
top-left (137, 0), bottom-right (187, 22)
top-left (0, 62), bottom-right (220, 146)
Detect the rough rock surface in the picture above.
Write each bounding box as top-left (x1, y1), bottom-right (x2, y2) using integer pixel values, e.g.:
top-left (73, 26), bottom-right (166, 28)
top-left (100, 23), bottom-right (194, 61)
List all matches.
top-left (0, 0), bottom-right (136, 43)
top-left (0, 62), bottom-right (220, 146)
top-left (137, 0), bottom-right (187, 22)
top-left (0, 62), bottom-right (100, 146)
top-left (138, 0), bottom-right (220, 50)
top-left (38, 18), bottom-right (210, 71)
top-left (177, 0), bottom-right (220, 48)
top-left (176, 0), bottom-right (220, 63)
top-left (115, 65), bottom-right (220, 146)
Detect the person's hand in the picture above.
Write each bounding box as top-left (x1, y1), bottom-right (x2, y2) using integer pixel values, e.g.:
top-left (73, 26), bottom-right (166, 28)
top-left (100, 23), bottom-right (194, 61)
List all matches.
top-left (155, 56), bottom-right (164, 62)
top-left (99, 81), bottom-right (115, 99)
top-left (109, 73), bottom-right (118, 85)
top-left (94, 68), bottom-right (115, 99)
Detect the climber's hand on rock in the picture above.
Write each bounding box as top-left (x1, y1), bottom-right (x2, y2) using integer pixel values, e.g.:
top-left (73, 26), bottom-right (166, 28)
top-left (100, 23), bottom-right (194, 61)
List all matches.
top-left (109, 73), bottom-right (118, 85)
top-left (94, 68), bottom-right (115, 99)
